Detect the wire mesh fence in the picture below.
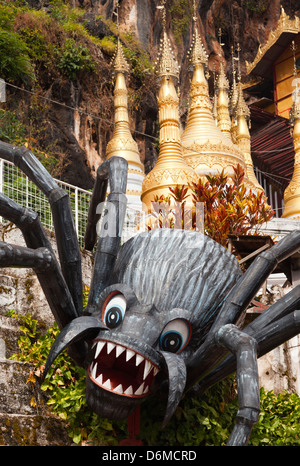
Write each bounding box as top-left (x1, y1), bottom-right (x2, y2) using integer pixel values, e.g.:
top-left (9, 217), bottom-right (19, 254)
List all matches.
top-left (0, 158), bottom-right (92, 247)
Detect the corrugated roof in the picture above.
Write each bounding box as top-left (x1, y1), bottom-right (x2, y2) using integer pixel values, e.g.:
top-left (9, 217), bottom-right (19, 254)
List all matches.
top-left (250, 107), bottom-right (294, 194)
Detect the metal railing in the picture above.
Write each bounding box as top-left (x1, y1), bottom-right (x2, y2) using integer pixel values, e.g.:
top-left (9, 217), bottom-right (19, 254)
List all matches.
top-left (0, 158), bottom-right (92, 247)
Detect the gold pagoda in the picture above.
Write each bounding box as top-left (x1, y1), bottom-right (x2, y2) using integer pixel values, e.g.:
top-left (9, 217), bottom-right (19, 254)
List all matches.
top-left (106, 38), bottom-right (144, 188)
top-left (180, 13), bottom-right (252, 185)
top-left (141, 2), bottom-right (198, 210)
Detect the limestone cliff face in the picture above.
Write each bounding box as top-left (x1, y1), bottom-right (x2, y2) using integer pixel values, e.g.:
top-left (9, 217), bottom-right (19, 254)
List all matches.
top-left (6, 1), bottom-right (300, 189)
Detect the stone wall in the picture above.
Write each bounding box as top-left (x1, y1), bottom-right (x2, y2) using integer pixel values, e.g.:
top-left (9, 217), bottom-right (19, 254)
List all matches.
top-left (0, 224), bottom-right (93, 446)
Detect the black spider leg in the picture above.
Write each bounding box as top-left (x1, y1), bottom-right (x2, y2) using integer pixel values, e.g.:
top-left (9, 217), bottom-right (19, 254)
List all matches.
top-left (0, 141), bottom-right (83, 315)
top-left (0, 193), bottom-right (78, 329)
top-left (216, 325), bottom-right (259, 446)
top-left (187, 230), bottom-right (300, 445)
top-left (192, 284), bottom-right (300, 394)
top-left (84, 156), bottom-right (128, 313)
top-left (188, 230), bottom-right (300, 388)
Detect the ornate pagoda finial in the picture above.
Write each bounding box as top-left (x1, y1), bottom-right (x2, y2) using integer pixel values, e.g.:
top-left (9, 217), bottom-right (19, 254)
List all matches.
top-left (110, 2), bottom-right (130, 73)
top-left (111, 38), bottom-right (130, 74)
top-left (187, 0), bottom-right (208, 67)
top-left (155, 0), bottom-right (180, 80)
top-left (290, 40), bottom-right (300, 127)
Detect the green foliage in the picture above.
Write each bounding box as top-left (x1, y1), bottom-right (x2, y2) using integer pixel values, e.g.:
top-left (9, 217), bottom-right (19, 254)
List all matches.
top-left (169, 0), bottom-right (192, 45)
top-left (57, 38), bottom-right (96, 80)
top-left (249, 388), bottom-right (300, 446)
top-left (140, 378), bottom-right (237, 446)
top-left (0, 109), bottom-right (26, 144)
top-left (244, 0), bottom-right (269, 14)
top-left (0, 28), bottom-right (35, 84)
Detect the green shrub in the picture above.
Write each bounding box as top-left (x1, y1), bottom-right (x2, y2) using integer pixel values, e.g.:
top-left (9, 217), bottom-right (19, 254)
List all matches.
top-left (57, 38), bottom-right (96, 80)
top-left (0, 28), bottom-right (35, 84)
top-left (0, 109), bottom-right (26, 144)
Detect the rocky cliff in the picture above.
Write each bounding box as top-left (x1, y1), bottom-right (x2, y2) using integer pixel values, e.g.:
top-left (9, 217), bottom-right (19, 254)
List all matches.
top-left (1, 0), bottom-right (299, 189)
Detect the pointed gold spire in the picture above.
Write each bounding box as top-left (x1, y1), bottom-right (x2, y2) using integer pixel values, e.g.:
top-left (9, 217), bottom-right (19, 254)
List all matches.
top-left (181, 12), bottom-right (247, 181)
top-left (235, 79), bottom-right (264, 192)
top-left (215, 30), bottom-right (232, 139)
top-left (111, 37), bottom-right (130, 74)
top-left (216, 60), bottom-right (232, 139)
top-left (106, 1), bottom-right (144, 194)
top-left (155, 0), bottom-right (180, 80)
top-left (230, 45), bottom-right (239, 142)
top-left (282, 40), bottom-right (300, 218)
top-left (106, 41), bottom-right (143, 171)
top-left (141, 1), bottom-right (197, 210)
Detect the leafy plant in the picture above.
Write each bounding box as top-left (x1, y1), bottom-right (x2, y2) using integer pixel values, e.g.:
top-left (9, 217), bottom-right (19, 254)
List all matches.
top-left (149, 165), bottom-right (274, 249)
top-left (0, 28), bottom-right (35, 84)
top-left (57, 38), bottom-right (96, 80)
top-left (0, 109), bottom-right (26, 144)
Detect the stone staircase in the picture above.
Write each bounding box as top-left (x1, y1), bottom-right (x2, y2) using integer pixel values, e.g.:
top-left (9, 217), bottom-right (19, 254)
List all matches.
top-left (0, 315), bottom-right (73, 446)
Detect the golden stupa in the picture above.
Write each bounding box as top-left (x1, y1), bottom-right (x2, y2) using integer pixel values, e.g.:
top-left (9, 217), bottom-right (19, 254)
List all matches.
top-left (181, 11), bottom-right (255, 186)
top-left (282, 41), bottom-right (300, 218)
top-left (106, 38), bottom-right (144, 191)
top-left (234, 79), bottom-right (264, 192)
top-left (141, 2), bottom-right (198, 210)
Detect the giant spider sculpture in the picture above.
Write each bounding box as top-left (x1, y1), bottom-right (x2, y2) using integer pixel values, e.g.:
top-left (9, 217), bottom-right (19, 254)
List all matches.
top-left (0, 140), bottom-right (300, 446)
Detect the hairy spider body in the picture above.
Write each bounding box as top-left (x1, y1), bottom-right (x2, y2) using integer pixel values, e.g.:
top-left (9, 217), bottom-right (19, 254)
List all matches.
top-left (1, 140), bottom-right (300, 446)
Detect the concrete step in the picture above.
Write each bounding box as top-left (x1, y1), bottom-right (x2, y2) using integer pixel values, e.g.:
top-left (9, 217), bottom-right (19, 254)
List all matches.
top-left (0, 358), bottom-right (48, 415)
top-left (0, 315), bottom-right (23, 358)
top-left (0, 358), bottom-right (73, 445)
top-left (0, 413), bottom-right (73, 446)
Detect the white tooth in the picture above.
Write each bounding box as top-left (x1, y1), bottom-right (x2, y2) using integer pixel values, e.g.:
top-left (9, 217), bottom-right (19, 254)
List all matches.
top-left (116, 345), bottom-right (126, 358)
top-left (143, 385), bottom-right (149, 394)
top-left (135, 354), bottom-right (144, 366)
top-left (143, 360), bottom-right (153, 380)
top-left (134, 382), bottom-right (144, 396)
top-left (153, 367), bottom-right (159, 376)
top-left (95, 341), bottom-right (105, 359)
top-left (91, 341), bottom-right (97, 349)
top-left (126, 349), bottom-right (135, 362)
top-left (96, 373), bottom-right (103, 385)
top-left (103, 378), bottom-right (111, 390)
top-left (124, 385), bottom-right (133, 395)
top-left (113, 384), bottom-right (123, 394)
top-left (107, 342), bottom-right (115, 354)
top-left (91, 362), bottom-right (97, 380)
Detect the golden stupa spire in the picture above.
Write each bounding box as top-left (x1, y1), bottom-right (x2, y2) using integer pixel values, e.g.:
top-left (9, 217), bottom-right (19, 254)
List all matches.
top-left (106, 3), bottom-right (143, 172)
top-left (230, 45), bottom-right (239, 142)
top-left (216, 30), bottom-right (232, 139)
top-left (235, 78), bottom-right (264, 192)
top-left (181, 8), bottom-right (247, 181)
top-left (282, 40), bottom-right (300, 218)
top-left (141, 0), bottom-right (197, 210)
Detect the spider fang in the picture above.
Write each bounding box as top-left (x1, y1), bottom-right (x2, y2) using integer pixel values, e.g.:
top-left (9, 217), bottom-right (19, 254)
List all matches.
top-left (89, 340), bottom-right (159, 398)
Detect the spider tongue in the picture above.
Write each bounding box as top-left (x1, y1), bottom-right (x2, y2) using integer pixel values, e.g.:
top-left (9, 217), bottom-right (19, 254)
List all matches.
top-left (159, 351), bottom-right (187, 428)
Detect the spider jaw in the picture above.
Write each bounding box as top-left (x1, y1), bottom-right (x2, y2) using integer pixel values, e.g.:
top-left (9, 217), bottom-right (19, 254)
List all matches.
top-left (86, 338), bottom-right (161, 419)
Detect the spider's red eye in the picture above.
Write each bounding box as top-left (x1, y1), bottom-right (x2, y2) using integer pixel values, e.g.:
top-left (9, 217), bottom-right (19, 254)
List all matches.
top-left (102, 293), bottom-right (126, 329)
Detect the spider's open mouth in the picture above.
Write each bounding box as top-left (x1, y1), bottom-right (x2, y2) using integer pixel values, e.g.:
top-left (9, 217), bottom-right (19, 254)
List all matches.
top-left (88, 339), bottom-right (159, 398)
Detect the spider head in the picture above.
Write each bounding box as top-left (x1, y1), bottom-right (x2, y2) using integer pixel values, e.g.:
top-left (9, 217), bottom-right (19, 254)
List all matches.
top-left (85, 283), bottom-right (189, 421)
top-left (44, 229), bottom-right (241, 425)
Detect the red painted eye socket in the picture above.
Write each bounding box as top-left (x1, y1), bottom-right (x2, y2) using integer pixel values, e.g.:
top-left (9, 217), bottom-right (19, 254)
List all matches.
top-left (102, 292), bottom-right (127, 329)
